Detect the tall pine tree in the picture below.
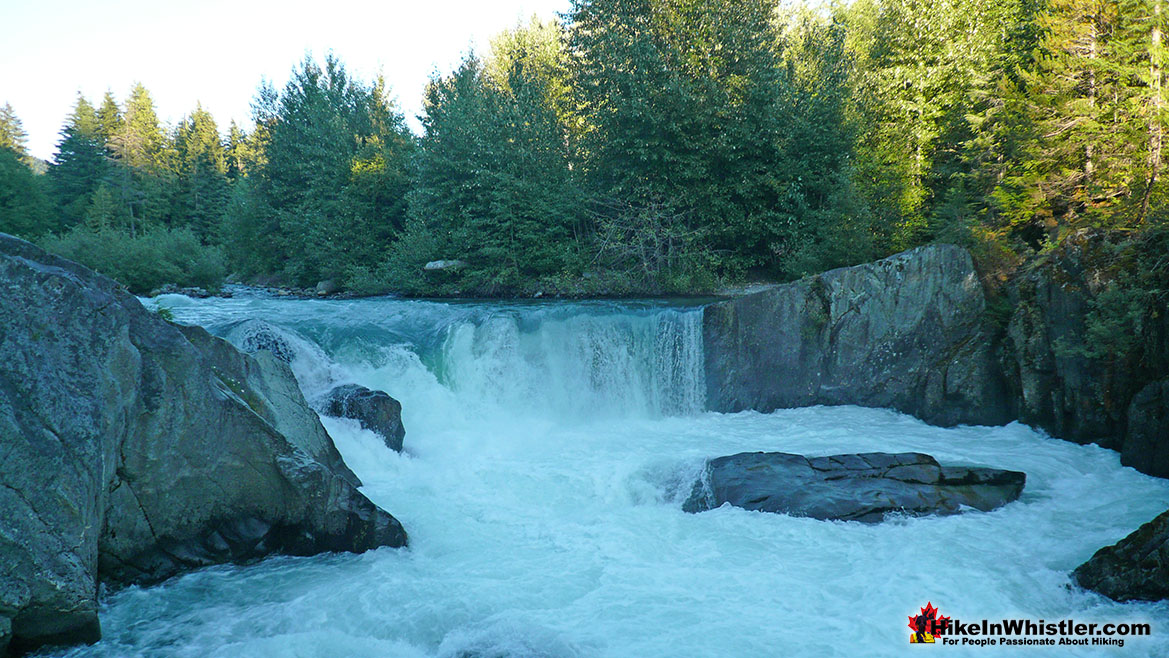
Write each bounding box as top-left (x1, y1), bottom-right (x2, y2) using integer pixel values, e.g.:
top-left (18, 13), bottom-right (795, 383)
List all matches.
top-left (49, 94), bottom-right (110, 228)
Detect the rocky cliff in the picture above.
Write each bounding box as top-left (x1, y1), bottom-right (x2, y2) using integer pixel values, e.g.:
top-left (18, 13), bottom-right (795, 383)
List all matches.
top-left (1001, 230), bottom-right (1169, 474)
top-left (703, 244), bottom-right (1012, 426)
top-left (702, 232), bottom-right (1169, 602)
top-left (703, 233), bottom-right (1169, 479)
top-left (0, 235), bottom-right (407, 655)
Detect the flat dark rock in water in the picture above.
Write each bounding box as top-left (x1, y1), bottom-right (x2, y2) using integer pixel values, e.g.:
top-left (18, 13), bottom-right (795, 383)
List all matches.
top-left (682, 451), bottom-right (1025, 522)
top-left (1074, 509), bottom-right (1169, 602)
top-left (321, 384), bottom-right (406, 452)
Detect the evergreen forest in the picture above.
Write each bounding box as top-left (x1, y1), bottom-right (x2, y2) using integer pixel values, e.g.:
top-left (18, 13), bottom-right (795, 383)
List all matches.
top-left (1, 0), bottom-right (1167, 297)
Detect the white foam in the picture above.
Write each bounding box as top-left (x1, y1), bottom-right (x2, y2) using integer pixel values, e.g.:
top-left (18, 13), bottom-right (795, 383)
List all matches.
top-left (62, 298), bottom-right (1169, 658)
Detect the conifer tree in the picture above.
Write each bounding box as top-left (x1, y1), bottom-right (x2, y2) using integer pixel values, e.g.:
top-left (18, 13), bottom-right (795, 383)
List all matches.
top-left (1013, 0), bottom-right (1156, 229)
top-left (569, 0), bottom-right (791, 276)
top-left (0, 104), bottom-right (51, 237)
top-left (403, 44), bottom-right (582, 292)
top-left (249, 55), bottom-right (414, 286)
top-left (108, 83), bottom-right (170, 235)
top-left (0, 103), bottom-right (28, 155)
top-left (173, 104), bottom-right (229, 241)
top-left (50, 94), bottom-right (109, 227)
top-left (95, 91), bottom-right (123, 149)
top-left (225, 120), bottom-right (253, 181)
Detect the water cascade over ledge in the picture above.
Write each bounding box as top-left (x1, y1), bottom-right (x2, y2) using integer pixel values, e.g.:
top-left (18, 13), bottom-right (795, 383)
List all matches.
top-left (52, 291), bottom-right (1169, 658)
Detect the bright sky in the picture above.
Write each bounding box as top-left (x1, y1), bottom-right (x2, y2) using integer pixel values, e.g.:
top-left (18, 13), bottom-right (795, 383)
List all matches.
top-left (1, 0), bottom-right (573, 161)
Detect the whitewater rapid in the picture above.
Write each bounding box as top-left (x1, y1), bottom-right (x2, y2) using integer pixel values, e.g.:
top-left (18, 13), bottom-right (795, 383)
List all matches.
top-left (56, 292), bottom-right (1169, 657)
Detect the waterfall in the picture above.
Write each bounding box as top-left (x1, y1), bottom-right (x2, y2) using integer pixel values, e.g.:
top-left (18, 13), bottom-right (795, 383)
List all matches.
top-left (205, 298), bottom-right (706, 421)
top-left (435, 308), bottom-right (705, 418)
top-left (107, 292), bottom-right (1169, 658)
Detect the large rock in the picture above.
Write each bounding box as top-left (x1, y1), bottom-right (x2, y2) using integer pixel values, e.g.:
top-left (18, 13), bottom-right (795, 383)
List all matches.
top-left (423, 259), bottom-right (467, 272)
top-left (1121, 379), bottom-right (1169, 478)
top-left (0, 235), bottom-right (406, 655)
top-left (222, 318), bottom-right (298, 364)
top-left (682, 451), bottom-right (1025, 522)
top-left (1002, 230), bottom-right (1128, 448)
top-left (1074, 510), bottom-right (1169, 602)
top-left (179, 326), bottom-right (363, 488)
top-left (321, 384), bottom-right (406, 452)
top-left (703, 245), bottom-right (1011, 426)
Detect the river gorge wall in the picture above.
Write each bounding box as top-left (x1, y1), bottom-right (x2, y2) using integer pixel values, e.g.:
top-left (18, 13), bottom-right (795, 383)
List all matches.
top-left (703, 231), bottom-right (1169, 481)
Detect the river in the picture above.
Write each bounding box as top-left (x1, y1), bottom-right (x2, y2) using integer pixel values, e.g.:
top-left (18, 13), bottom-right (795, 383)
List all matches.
top-left (54, 291), bottom-right (1169, 657)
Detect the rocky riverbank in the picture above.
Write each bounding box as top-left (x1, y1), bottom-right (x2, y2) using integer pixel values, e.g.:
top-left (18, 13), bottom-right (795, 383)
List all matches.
top-left (701, 230), bottom-right (1169, 602)
top-left (0, 235), bottom-right (407, 655)
top-left (703, 231), bottom-right (1168, 478)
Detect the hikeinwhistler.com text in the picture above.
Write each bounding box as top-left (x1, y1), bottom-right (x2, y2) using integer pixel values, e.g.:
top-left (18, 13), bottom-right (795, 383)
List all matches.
top-left (926, 617), bottom-right (1150, 648)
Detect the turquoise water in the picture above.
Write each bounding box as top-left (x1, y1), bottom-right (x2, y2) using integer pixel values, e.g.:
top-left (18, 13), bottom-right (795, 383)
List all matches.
top-left (53, 292), bottom-right (1169, 657)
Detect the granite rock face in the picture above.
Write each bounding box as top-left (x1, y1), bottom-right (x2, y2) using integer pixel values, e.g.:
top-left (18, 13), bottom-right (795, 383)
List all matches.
top-left (703, 245), bottom-right (1012, 426)
top-left (1074, 510), bottom-right (1169, 602)
top-left (322, 384), bottom-right (406, 452)
top-left (682, 451), bottom-right (1026, 522)
top-left (1003, 231), bottom-right (1126, 448)
top-left (0, 234), bottom-right (406, 655)
top-left (1121, 380), bottom-right (1169, 478)
top-left (999, 230), bottom-right (1169, 469)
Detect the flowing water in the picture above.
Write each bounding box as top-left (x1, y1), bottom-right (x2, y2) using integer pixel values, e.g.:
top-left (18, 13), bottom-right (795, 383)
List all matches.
top-left (52, 291), bottom-right (1169, 657)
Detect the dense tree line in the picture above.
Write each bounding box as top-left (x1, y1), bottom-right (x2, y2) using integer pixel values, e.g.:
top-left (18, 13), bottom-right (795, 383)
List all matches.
top-left (0, 0), bottom-right (1165, 295)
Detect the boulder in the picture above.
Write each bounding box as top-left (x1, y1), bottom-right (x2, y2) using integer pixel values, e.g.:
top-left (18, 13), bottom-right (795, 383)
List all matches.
top-left (423, 259), bottom-right (467, 272)
top-left (315, 279), bottom-right (340, 296)
top-left (1121, 379), bottom-right (1169, 478)
top-left (682, 451), bottom-right (1025, 522)
top-left (703, 245), bottom-right (1011, 427)
top-left (322, 384), bottom-right (406, 452)
top-left (0, 234), bottom-right (406, 655)
top-left (180, 326), bottom-right (362, 488)
top-left (1074, 510), bottom-right (1169, 602)
top-left (223, 318), bottom-right (297, 364)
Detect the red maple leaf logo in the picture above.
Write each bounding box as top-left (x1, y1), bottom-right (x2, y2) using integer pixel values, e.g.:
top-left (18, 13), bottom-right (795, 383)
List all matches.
top-left (908, 602), bottom-right (950, 637)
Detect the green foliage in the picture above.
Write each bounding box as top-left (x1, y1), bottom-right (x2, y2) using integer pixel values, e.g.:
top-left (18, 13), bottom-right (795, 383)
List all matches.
top-left (40, 225), bottom-right (226, 294)
top-left (49, 95), bottom-right (109, 229)
top-left (22, 0), bottom-right (1169, 297)
top-left (95, 92), bottom-right (124, 146)
top-left (0, 103), bottom-right (29, 154)
top-left (239, 54), bottom-right (414, 287)
top-left (402, 41), bottom-right (585, 295)
top-left (172, 104), bottom-right (229, 241)
top-left (570, 0), bottom-right (796, 276)
top-left (0, 148), bottom-right (52, 238)
top-left (1074, 227), bottom-right (1169, 366)
top-left (0, 104), bottom-right (52, 238)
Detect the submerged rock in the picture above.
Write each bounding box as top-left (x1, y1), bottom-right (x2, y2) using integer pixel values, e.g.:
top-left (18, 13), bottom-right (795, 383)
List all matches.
top-left (703, 245), bottom-right (1011, 427)
top-left (682, 451), bottom-right (1025, 522)
top-left (223, 318), bottom-right (298, 363)
top-left (322, 384), bottom-right (406, 452)
top-left (1074, 509), bottom-right (1169, 602)
top-left (0, 234), bottom-right (406, 655)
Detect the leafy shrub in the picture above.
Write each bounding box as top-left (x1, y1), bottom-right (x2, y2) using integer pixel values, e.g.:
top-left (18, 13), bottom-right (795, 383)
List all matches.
top-left (40, 225), bottom-right (226, 294)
